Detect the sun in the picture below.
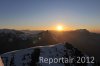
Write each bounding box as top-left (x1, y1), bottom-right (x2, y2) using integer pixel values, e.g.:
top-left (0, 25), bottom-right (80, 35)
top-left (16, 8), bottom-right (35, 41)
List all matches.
top-left (56, 25), bottom-right (64, 31)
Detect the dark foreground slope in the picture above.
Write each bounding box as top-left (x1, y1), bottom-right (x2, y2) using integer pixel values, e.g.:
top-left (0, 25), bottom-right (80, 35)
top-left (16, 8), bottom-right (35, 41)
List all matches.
top-left (0, 42), bottom-right (98, 66)
top-left (51, 29), bottom-right (100, 63)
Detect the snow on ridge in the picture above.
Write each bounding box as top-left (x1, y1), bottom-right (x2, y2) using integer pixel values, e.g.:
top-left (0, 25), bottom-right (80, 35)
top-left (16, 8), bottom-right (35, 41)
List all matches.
top-left (1, 43), bottom-right (63, 55)
top-left (0, 43), bottom-right (94, 66)
top-left (0, 29), bottom-right (17, 34)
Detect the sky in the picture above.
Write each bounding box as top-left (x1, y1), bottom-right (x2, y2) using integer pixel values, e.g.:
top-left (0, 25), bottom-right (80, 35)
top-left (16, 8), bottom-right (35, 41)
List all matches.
top-left (0, 0), bottom-right (100, 32)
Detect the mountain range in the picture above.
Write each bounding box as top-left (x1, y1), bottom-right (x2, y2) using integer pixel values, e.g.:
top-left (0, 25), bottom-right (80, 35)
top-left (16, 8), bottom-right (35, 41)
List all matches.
top-left (0, 29), bottom-right (100, 64)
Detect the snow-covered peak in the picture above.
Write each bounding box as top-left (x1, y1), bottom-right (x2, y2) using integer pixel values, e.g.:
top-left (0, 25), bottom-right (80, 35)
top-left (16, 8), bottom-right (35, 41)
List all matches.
top-left (0, 29), bottom-right (16, 34)
top-left (1, 43), bottom-right (94, 66)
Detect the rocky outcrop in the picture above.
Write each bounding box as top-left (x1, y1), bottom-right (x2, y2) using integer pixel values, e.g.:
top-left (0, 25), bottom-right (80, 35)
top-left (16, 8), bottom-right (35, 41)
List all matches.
top-left (0, 57), bottom-right (4, 66)
top-left (0, 42), bottom-right (95, 66)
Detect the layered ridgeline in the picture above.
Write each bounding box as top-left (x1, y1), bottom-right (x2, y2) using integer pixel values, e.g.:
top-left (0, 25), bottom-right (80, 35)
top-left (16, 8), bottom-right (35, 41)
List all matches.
top-left (1, 42), bottom-right (96, 66)
top-left (0, 29), bottom-right (100, 63)
top-left (0, 29), bottom-right (43, 54)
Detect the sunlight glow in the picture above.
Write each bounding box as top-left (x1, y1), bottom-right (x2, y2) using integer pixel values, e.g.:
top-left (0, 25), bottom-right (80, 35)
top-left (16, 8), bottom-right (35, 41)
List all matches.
top-left (56, 25), bottom-right (64, 31)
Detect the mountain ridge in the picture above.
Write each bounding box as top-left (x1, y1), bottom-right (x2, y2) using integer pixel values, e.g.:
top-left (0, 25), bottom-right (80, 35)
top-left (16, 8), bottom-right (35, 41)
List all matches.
top-left (1, 42), bottom-right (97, 66)
top-left (0, 29), bottom-right (100, 63)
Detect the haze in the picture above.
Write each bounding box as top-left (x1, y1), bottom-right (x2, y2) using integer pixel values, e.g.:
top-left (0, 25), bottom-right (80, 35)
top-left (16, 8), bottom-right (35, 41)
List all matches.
top-left (0, 0), bottom-right (100, 32)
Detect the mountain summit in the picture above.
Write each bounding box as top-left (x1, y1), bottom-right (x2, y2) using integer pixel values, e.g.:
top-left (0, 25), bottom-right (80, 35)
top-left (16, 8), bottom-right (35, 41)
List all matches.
top-left (1, 42), bottom-right (95, 66)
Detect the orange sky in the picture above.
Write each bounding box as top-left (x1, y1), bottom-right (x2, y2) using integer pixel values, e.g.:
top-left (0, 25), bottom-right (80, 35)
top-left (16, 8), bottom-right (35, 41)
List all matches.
top-left (0, 25), bottom-right (100, 33)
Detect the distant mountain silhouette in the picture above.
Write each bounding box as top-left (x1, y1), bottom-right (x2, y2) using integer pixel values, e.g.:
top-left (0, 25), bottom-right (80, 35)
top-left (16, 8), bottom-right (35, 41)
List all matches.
top-left (0, 29), bottom-right (34, 54)
top-left (32, 30), bottom-right (58, 46)
top-left (51, 29), bottom-right (100, 63)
